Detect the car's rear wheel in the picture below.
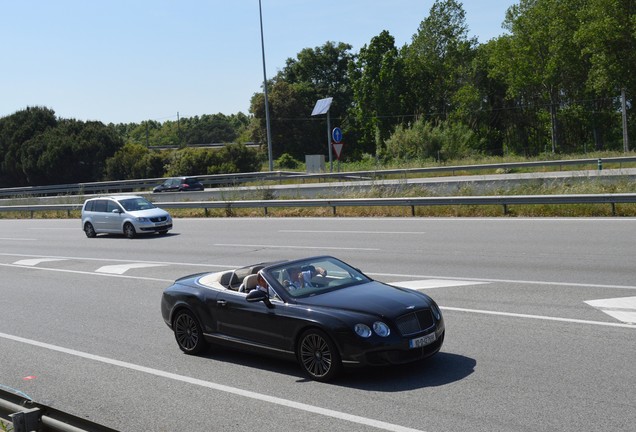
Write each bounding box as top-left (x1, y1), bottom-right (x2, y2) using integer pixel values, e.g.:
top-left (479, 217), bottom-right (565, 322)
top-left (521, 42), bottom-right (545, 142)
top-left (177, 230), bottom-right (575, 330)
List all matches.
top-left (173, 310), bottom-right (207, 355)
top-left (123, 222), bottom-right (136, 239)
top-left (297, 329), bottom-right (342, 382)
top-left (84, 222), bottom-right (96, 238)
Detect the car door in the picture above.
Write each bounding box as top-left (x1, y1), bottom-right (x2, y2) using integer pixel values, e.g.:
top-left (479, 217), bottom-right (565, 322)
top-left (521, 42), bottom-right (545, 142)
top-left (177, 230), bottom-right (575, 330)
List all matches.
top-left (213, 290), bottom-right (300, 352)
top-left (90, 199), bottom-right (110, 232)
top-left (104, 200), bottom-right (124, 232)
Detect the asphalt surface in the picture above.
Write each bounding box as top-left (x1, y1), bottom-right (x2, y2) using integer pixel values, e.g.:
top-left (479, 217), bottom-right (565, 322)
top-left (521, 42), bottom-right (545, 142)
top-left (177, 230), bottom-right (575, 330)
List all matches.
top-left (1, 217), bottom-right (635, 431)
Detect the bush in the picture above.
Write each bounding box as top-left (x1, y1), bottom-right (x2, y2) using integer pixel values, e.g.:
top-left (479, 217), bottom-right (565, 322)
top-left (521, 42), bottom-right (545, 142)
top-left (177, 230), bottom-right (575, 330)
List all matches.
top-left (385, 119), bottom-right (479, 162)
top-left (276, 153), bottom-right (300, 169)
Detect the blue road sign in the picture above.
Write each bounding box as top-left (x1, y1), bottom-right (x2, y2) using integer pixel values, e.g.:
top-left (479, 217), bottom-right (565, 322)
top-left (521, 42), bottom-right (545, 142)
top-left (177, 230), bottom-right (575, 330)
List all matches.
top-left (332, 127), bottom-right (343, 143)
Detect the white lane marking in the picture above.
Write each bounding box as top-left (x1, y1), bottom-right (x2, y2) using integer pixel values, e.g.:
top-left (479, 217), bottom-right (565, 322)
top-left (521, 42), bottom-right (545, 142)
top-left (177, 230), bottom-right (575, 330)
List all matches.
top-left (14, 258), bottom-right (67, 266)
top-left (96, 263), bottom-right (166, 275)
top-left (3, 252), bottom-right (636, 291)
top-left (0, 252), bottom-right (229, 269)
top-left (0, 263), bottom-right (173, 283)
top-left (585, 296), bottom-right (636, 325)
top-left (369, 272), bottom-right (636, 291)
top-left (441, 306), bottom-right (636, 329)
top-left (0, 332), bottom-right (425, 432)
top-left (0, 237), bottom-right (37, 241)
top-left (280, 230), bottom-right (428, 235)
top-left (391, 279), bottom-right (488, 289)
top-left (214, 243), bottom-right (380, 251)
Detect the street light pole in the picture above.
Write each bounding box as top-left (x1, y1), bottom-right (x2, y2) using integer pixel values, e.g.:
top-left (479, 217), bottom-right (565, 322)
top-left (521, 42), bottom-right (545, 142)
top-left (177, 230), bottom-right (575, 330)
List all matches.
top-left (259, 0), bottom-right (274, 171)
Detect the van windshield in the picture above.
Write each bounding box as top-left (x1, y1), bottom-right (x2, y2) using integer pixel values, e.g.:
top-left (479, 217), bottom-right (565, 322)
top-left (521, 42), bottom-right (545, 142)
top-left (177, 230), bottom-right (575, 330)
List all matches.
top-left (119, 198), bottom-right (155, 212)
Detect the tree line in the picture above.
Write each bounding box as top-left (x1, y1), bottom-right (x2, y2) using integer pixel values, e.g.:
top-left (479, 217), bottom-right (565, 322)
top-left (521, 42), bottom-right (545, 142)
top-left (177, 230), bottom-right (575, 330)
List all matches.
top-left (251, 0), bottom-right (634, 162)
top-left (0, 0), bottom-right (633, 187)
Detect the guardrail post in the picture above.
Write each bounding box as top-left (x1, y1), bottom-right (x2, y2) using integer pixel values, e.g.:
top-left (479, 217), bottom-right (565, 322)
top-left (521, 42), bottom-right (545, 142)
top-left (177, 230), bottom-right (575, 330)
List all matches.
top-left (10, 407), bottom-right (41, 432)
top-left (503, 204), bottom-right (509, 215)
top-left (611, 202), bottom-right (616, 216)
top-left (264, 207), bottom-right (268, 216)
top-left (332, 206), bottom-right (336, 216)
top-left (411, 205), bottom-right (415, 216)
top-left (204, 208), bottom-right (209, 217)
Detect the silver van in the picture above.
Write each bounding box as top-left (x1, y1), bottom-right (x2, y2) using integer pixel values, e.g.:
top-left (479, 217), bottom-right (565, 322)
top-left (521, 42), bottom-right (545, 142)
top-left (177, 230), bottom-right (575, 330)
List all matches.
top-left (81, 195), bottom-right (173, 238)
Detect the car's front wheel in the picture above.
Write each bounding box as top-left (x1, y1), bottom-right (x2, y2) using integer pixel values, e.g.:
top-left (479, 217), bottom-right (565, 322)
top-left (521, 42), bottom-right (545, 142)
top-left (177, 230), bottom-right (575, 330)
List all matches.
top-left (297, 329), bottom-right (342, 382)
top-left (84, 222), bottom-right (96, 238)
top-left (173, 310), bottom-right (207, 355)
top-left (123, 222), bottom-right (136, 239)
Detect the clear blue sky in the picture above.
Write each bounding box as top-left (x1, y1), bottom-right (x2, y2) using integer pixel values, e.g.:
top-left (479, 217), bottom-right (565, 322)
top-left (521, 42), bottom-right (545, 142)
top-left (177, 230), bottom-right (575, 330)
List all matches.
top-left (1, 0), bottom-right (516, 124)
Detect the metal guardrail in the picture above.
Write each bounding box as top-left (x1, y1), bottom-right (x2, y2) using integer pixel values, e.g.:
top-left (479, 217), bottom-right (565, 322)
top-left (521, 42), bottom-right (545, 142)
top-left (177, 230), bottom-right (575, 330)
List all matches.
top-left (1, 156), bottom-right (635, 198)
top-left (0, 388), bottom-right (116, 432)
top-left (2, 193), bottom-right (635, 217)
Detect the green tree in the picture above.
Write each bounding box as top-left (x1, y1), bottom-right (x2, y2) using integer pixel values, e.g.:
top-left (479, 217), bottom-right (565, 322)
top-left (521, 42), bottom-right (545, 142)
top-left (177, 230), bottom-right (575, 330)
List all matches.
top-left (491, 0), bottom-right (589, 153)
top-left (0, 106), bottom-right (57, 186)
top-left (405, 0), bottom-right (478, 121)
top-left (250, 41), bottom-right (355, 160)
top-left (105, 143), bottom-right (166, 180)
top-left (19, 119), bottom-right (122, 185)
top-left (349, 30), bottom-right (408, 156)
top-left (576, 0), bottom-right (635, 150)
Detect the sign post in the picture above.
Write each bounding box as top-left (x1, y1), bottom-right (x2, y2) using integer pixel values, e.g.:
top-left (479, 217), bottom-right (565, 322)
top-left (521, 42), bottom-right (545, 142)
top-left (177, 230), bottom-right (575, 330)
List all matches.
top-left (311, 97), bottom-right (334, 172)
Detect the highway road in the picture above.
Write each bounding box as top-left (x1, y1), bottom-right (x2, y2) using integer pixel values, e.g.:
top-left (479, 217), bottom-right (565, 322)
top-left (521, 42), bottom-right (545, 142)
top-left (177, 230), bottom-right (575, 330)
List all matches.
top-left (1, 217), bottom-right (635, 431)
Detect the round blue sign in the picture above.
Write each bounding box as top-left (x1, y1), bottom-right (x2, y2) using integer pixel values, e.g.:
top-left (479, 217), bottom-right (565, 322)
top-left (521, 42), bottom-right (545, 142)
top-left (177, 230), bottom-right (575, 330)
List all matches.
top-left (332, 127), bottom-right (343, 143)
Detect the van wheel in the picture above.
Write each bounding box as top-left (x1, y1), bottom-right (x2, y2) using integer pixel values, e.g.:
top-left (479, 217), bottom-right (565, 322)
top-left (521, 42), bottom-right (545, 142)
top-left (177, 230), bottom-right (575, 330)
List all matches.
top-left (84, 222), bottom-right (96, 238)
top-left (123, 223), bottom-right (136, 239)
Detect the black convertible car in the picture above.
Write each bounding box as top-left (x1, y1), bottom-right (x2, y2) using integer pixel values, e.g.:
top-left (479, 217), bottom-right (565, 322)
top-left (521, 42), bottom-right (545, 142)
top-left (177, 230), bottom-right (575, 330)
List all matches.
top-left (161, 256), bottom-right (445, 381)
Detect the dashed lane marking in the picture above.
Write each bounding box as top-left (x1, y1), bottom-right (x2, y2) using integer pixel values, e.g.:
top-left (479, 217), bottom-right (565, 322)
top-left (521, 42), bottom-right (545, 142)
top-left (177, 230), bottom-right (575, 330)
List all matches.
top-left (95, 263), bottom-right (167, 275)
top-left (390, 279), bottom-right (488, 289)
top-left (585, 296), bottom-right (636, 325)
top-left (14, 258), bottom-right (68, 266)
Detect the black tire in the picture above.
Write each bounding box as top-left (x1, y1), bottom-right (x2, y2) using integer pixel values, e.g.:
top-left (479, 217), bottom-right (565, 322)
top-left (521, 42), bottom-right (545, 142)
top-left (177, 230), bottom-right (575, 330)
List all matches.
top-left (297, 329), bottom-right (342, 382)
top-left (84, 222), bottom-right (96, 238)
top-left (123, 222), bottom-right (136, 239)
top-left (173, 310), bottom-right (207, 355)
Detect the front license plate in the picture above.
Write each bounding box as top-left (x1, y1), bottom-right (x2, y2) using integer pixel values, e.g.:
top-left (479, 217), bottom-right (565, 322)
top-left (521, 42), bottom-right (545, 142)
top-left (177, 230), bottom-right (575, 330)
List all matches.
top-left (409, 332), bottom-right (436, 349)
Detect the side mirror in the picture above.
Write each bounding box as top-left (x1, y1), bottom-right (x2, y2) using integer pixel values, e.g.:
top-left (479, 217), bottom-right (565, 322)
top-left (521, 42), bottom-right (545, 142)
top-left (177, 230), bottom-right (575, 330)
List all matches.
top-left (111, 209), bottom-right (122, 214)
top-left (246, 289), bottom-right (273, 308)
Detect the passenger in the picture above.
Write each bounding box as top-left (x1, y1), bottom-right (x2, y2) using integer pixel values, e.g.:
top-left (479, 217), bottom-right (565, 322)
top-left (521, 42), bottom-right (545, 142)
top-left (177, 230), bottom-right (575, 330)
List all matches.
top-left (254, 273), bottom-right (269, 295)
top-left (284, 267), bottom-right (302, 290)
top-left (285, 265), bottom-right (327, 290)
top-left (300, 265), bottom-right (327, 287)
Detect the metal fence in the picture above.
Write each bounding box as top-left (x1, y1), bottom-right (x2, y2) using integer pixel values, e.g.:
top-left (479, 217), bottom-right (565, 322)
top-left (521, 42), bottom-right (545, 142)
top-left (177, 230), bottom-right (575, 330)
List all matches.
top-left (0, 387), bottom-right (116, 432)
top-left (2, 193), bottom-right (636, 217)
top-left (1, 156), bottom-right (635, 199)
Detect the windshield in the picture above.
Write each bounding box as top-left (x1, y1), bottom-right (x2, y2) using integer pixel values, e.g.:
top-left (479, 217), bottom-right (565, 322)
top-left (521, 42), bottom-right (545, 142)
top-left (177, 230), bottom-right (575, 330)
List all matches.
top-left (264, 256), bottom-right (372, 298)
top-left (119, 197), bottom-right (156, 212)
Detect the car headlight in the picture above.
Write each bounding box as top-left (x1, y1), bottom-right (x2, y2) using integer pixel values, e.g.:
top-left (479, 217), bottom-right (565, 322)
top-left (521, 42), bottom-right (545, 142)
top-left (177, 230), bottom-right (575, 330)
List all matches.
top-left (373, 321), bottom-right (390, 337)
top-left (431, 302), bottom-right (442, 320)
top-left (354, 323), bottom-right (372, 338)
top-left (136, 217), bottom-right (150, 222)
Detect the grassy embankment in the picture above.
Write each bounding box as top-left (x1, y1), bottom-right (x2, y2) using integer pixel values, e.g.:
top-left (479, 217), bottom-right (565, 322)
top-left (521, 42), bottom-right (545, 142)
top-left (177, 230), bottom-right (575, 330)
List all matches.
top-left (2, 152), bottom-right (636, 218)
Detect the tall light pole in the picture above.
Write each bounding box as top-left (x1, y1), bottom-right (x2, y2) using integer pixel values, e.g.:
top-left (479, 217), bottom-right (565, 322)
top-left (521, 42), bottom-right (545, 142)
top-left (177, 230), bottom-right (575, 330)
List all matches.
top-left (259, 0), bottom-right (274, 171)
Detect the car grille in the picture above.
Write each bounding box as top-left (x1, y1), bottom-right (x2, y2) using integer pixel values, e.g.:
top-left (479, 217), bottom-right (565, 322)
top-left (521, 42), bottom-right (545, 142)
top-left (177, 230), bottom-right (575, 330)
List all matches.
top-left (150, 216), bottom-right (168, 222)
top-left (395, 310), bottom-right (435, 336)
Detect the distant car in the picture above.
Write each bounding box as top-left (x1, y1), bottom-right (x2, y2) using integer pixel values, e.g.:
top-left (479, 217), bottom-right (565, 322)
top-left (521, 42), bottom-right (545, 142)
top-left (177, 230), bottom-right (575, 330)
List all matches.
top-left (81, 195), bottom-right (172, 239)
top-left (153, 177), bottom-right (204, 193)
top-left (161, 255), bottom-right (445, 381)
